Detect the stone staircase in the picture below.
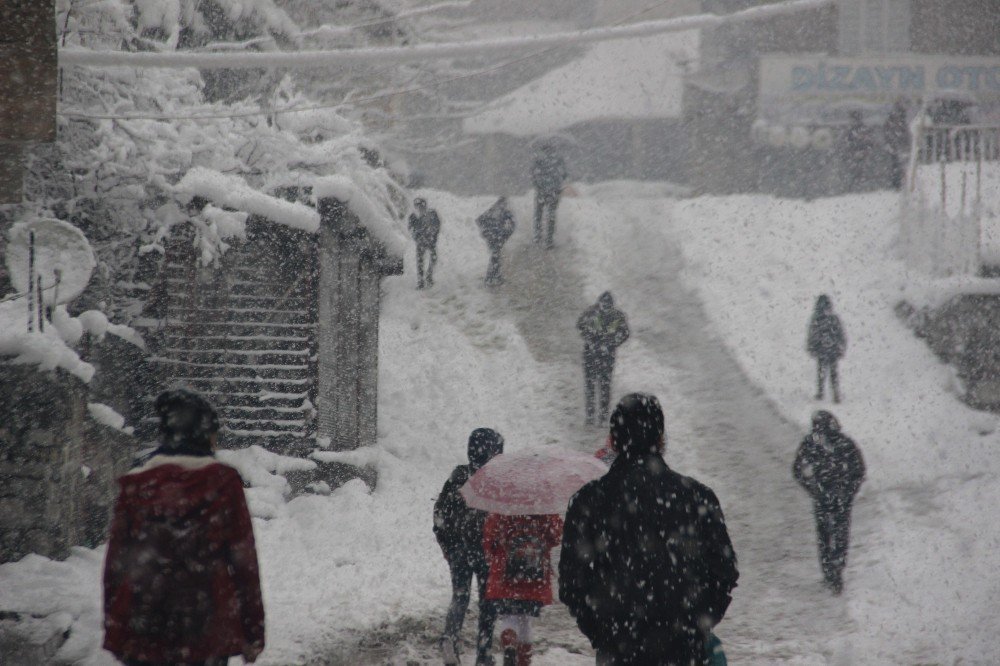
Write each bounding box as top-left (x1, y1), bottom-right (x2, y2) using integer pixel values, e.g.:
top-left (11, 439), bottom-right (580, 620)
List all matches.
top-left (139, 221), bottom-right (319, 452)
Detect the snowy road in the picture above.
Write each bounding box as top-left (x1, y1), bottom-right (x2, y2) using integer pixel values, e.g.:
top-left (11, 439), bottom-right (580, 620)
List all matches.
top-left (318, 194), bottom-right (860, 664)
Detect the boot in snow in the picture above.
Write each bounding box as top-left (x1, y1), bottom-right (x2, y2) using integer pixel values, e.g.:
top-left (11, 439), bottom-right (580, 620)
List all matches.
top-left (500, 629), bottom-right (517, 666)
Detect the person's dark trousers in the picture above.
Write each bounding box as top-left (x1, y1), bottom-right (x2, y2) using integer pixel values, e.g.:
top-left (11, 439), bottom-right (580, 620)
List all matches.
top-left (533, 190), bottom-right (560, 247)
top-left (594, 632), bottom-right (707, 665)
top-left (814, 501), bottom-right (852, 593)
top-left (416, 243), bottom-right (437, 288)
top-left (584, 351), bottom-right (614, 424)
top-left (443, 552), bottom-right (497, 662)
top-left (486, 246), bottom-right (504, 285)
top-left (889, 152), bottom-right (904, 190)
top-left (816, 359), bottom-right (840, 402)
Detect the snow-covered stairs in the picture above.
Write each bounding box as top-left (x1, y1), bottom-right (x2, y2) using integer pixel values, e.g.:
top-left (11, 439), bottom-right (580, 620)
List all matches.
top-left (140, 224), bottom-right (319, 452)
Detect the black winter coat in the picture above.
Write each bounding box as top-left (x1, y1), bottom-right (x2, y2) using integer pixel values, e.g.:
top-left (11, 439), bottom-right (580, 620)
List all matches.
top-left (577, 304), bottom-right (630, 358)
top-left (409, 210), bottom-right (441, 248)
top-left (531, 152), bottom-right (568, 195)
top-left (433, 465), bottom-right (487, 561)
top-left (477, 199), bottom-right (516, 251)
top-left (793, 433), bottom-right (865, 507)
top-left (559, 454), bottom-right (738, 660)
top-left (807, 312), bottom-right (846, 361)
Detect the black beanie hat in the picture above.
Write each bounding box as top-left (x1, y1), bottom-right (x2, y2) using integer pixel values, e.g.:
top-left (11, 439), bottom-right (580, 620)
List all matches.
top-left (610, 393), bottom-right (665, 458)
top-left (468, 427), bottom-right (504, 470)
top-left (154, 389), bottom-right (220, 455)
top-left (811, 410), bottom-right (840, 434)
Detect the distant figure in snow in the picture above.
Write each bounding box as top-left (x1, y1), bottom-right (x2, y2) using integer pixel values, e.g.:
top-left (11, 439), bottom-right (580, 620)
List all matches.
top-left (577, 292), bottom-right (630, 425)
top-left (483, 512), bottom-right (563, 666)
top-left (807, 294), bottom-right (846, 403)
top-left (408, 196), bottom-right (441, 289)
top-left (103, 389), bottom-right (265, 666)
top-left (793, 410), bottom-right (865, 595)
top-left (883, 99), bottom-right (910, 190)
top-left (842, 110), bottom-right (874, 191)
top-left (560, 393), bottom-right (739, 665)
top-left (434, 428), bottom-right (505, 666)
top-left (477, 197), bottom-right (517, 286)
top-left (531, 142), bottom-right (568, 248)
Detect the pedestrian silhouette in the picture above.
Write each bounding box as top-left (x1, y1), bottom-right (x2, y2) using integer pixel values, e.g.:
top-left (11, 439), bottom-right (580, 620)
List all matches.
top-left (476, 197), bottom-right (516, 286)
top-left (883, 99), bottom-right (910, 190)
top-left (408, 197), bottom-right (441, 289)
top-left (102, 389), bottom-right (265, 665)
top-left (793, 410), bottom-right (865, 594)
top-left (434, 428), bottom-right (505, 666)
top-left (577, 292), bottom-right (630, 424)
top-left (530, 142), bottom-right (568, 249)
top-left (807, 294), bottom-right (846, 403)
top-left (560, 393), bottom-right (739, 665)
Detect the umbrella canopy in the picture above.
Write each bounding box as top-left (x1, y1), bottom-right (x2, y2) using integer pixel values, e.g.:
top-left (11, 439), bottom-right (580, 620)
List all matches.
top-left (460, 448), bottom-right (608, 516)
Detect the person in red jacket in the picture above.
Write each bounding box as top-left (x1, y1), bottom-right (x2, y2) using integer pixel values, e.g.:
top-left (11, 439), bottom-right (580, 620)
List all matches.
top-left (483, 513), bottom-right (563, 666)
top-left (103, 389), bottom-right (265, 666)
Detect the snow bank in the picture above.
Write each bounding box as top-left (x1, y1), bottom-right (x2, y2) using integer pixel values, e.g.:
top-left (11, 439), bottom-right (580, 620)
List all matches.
top-left (0, 300), bottom-right (95, 383)
top-left (464, 30), bottom-right (699, 136)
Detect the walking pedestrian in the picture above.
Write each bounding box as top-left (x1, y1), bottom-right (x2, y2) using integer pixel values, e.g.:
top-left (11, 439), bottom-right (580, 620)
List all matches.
top-left (841, 110), bottom-right (874, 191)
top-left (408, 197), bottom-right (441, 289)
top-left (577, 292), bottom-right (630, 425)
top-left (883, 99), bottom-right (910, 190)
top-left (102, 389), bottom-right (265, 666)
top-left (483, 512), bottom-right (563, 666)
top-left (793, 410), bottom-right (865, 595)
top-left (807, 294), bottom-right (846, 403)
top-left (531, 142), bottom-right (568, 248)
top-left (434, 428), bottom-right (505, 666)
top-left (476, 197), bottom-right (516, 286)
top-left (560, 393), bottom-right (739, 666)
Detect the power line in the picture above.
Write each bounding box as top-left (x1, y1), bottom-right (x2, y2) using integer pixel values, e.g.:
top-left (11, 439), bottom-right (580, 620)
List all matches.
top-left (59, 0), bottom-right (832, 70)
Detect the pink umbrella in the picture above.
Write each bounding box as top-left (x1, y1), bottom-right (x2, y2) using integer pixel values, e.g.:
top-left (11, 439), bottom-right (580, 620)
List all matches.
top-left (460, 448), bottom-right (609, 515)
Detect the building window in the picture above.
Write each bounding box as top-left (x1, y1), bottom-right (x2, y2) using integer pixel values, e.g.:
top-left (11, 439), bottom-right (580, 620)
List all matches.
top-left (838, 0), bottom-right (911, 54)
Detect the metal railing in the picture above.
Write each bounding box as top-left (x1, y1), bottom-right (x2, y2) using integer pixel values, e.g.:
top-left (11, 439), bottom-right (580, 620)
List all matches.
top-left (915, 125), bottom-right (1000, 164)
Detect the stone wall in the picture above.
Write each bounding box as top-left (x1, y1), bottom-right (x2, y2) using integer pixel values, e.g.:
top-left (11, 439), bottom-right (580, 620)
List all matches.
top-left (0, 364), bottom-right (135, 563)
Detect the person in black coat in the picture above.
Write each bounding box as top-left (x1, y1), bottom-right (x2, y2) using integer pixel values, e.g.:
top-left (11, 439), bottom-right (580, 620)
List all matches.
top-left (559, 394), bottom-right (739, 666)
top-left (476, 197), bottom-right (516, 286)
top-left (793, 411), bottom-right (865, 595)
top-left (434, 428), bottom-right (505, 666)
top-left (883, 99), bottom-right (909, 190)
top-left (531, 143), bottom-right (568, 249)
top-left (807, 294), bottom-right (846, 403)
top-left (408, 197), bottom-right (441, 289)
top-left (577, 292), bottom-right (630, 425)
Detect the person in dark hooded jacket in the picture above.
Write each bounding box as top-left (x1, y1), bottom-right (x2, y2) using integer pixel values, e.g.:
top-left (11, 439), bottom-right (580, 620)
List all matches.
top-left (793, 410), bottom-right (865, 595)
top-left (477, 197), bottom-right (516, 286)
top-left (434, 428), bottom-right (505, 666)
top-left (103, 389), bottom-right (264, 666)
top-left (807, 294), bottom-right (846, 403)
top-left (559, 394), bottom-right (738, 666)
top-left (531, 143), bottom-right (568, 248)
top-left (577, 292), bottom-right (630, 425)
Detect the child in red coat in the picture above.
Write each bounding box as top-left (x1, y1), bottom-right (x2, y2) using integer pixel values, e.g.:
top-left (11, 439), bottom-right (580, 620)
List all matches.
top-left (483, 513), bottom-right (563, 666)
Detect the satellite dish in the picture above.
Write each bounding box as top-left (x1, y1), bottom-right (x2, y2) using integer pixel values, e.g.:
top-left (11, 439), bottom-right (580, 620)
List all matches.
top-left (5, 218), bottom-right (96, 305)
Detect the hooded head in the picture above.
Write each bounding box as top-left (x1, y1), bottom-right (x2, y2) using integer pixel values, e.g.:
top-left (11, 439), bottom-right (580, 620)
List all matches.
top-left (467, 428), bottom-right (504, 470)
top-left (598, 291), bottom-right (614, 309)
top-left (413, 197), bottom-right (427, 211)
top-left (814, 294), bottom-right (832, 314)
top-left (154, 389), bottom-right (219, 456)
top-left (610, 393), bottom-right (665, 459)
top-left (811, 410), bottom-right (840, 435)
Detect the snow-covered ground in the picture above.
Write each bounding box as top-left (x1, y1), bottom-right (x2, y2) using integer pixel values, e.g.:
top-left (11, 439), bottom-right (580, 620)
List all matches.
top-left (2, 184), bottom-right (998, 664)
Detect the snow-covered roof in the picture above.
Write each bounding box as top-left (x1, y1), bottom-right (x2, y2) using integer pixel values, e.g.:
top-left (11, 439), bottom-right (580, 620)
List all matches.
top-left (176, 167), bottom-right (406, 257)
top-left (176, 167), bottom-right (321, 233)
top-left (464, 30), bottom-right (699, 137)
